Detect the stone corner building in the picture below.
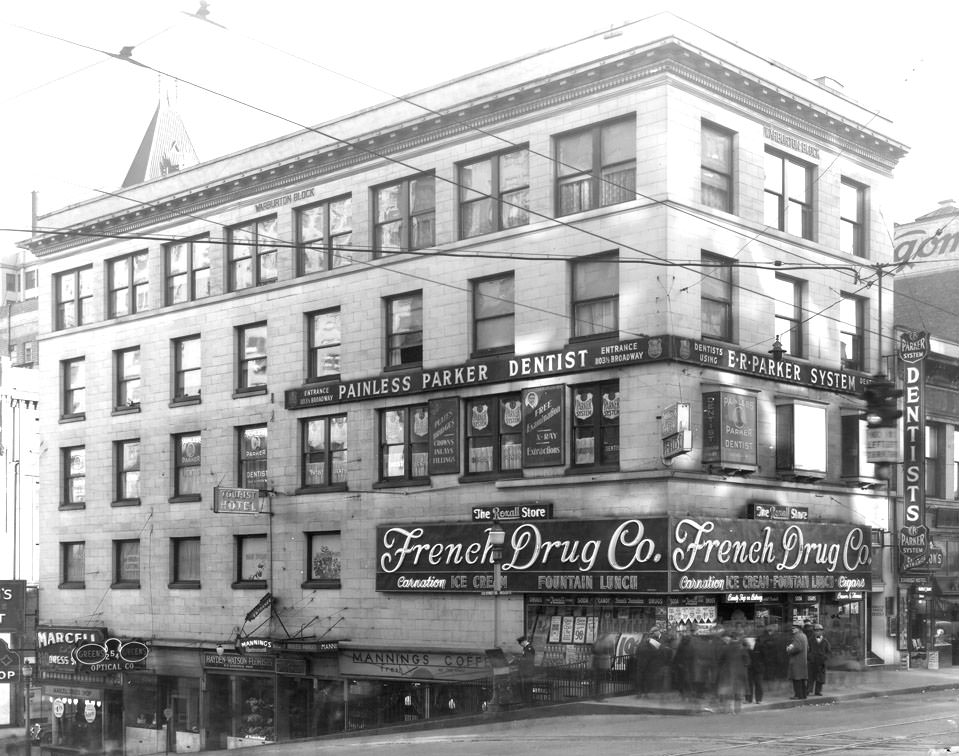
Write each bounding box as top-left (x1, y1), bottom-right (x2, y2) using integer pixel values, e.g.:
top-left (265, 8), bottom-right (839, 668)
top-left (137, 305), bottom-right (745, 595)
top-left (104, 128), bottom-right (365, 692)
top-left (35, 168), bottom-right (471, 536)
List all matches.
top-left (23, 13), bottom-right (908, 752)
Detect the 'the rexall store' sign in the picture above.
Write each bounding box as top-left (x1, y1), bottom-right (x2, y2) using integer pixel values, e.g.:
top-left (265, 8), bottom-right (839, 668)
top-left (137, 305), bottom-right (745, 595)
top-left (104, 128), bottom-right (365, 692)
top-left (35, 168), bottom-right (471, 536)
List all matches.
top-left (376, 517), bottom-right (872, 595)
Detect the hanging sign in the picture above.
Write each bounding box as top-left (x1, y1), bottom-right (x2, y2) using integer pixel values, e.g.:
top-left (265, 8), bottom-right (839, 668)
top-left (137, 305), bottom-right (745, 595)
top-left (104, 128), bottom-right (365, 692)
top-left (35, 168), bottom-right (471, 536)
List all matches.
top-left (900, 330), bottom-right (927, 572)
top-left (0, 581), bottom-right (25, 633)
top-left (213, 487), bottom-right (265, 514)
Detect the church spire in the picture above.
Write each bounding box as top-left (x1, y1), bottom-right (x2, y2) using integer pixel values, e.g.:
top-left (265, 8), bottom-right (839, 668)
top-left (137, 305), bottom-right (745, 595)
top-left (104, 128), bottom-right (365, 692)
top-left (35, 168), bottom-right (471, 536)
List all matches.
top-left (122, 78), bottom-right (199, 188)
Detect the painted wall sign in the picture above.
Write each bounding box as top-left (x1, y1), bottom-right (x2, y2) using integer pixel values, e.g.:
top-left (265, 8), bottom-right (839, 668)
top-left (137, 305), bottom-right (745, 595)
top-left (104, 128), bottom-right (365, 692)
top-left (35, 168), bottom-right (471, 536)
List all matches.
top-left (375, 517), bottom-right (871, 595)
top-left (702, 391), bottom-right (758, 468)
top-left (763, 125), bottom-right (820, 160)
top-left (339, 648), bottom-right (490, 681)
top-left (522, 385), bottom-right (564, 467)
top-left (428, 397), bottom-right (459, 475)
top-left (0, 581), bottom-right (25, 633)
top-left (900, 330), bottom-right (928, 572)
top-left (894, 227), bottom-right (959, 272)
top-left (253, 187), bottom-right (316, 213)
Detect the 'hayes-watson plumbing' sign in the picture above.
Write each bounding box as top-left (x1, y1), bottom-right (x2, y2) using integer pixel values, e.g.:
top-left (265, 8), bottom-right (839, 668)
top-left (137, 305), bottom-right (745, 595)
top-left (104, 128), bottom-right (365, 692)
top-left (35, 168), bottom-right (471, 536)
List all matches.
top-left (375, 517), bottom-right (872, 595)
top-left (286, 336), bottom-right (866, 409)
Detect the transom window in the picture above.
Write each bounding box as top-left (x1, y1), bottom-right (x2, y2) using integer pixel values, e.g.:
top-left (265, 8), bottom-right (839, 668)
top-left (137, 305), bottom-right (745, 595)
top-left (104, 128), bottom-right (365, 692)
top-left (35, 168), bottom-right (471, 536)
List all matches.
top-left (556, 117), bottom-right (636, 216)
top-left (465, 395), bottom-right (522, 476)
top-left (701, 252), bottom-right (733, 342)
top-left (459, 148), bottom-right (529, 238)
top-left (115, 347), bottom-right (141, 409)
top-left (301, 415), bottom-right (348, 489)
top-left (773, 275), bottom-right (803, 358)
top-left (572, 253), bottom-right (618, 339)
top-left (308, 309), bottom-right (341, 381)
top-left (572, 380), bottom-right (620, 468)
top-left (840, 178), bottom-right (866, 257)
top-left (297, 196), bottom-right (352, 274)
top-left (764, 149), bottom-right (813, 239)
top-left (108, 251), bottom-right (149, 317)
top-left (374, 174), bottom-right (435, 253)
top-left (701, 121), bottom-right (734, 212)
top-left (473, 274), bottom-right (514, 355)
top-left (166, 236), bottom-right (211, 304)
top-left (839, 294), bottom-right (864, 371)
top-left (55, 267), bottom-right (93, 329)
top-left (229, 217), bottom-right (278, 290)
top-left (386, 292), bottom-right (423, 367)
top-left (379, 405), bottom-right (429, 482)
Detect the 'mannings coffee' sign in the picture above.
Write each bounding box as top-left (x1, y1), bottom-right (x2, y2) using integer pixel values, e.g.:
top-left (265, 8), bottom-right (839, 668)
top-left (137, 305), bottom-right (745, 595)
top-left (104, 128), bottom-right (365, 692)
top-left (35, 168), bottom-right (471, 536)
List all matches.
top-left (375, 517), bottom-right (871, 595)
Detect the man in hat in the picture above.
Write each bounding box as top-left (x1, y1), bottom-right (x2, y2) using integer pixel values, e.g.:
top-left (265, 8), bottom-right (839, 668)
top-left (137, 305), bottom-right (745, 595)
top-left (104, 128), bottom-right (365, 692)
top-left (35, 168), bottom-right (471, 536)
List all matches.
top-left (517, 636), bottom-right (536, 704)
top-left (786, 625), bottom-right (808, 699)
top-left (807, 624), bottom-right (831, 696)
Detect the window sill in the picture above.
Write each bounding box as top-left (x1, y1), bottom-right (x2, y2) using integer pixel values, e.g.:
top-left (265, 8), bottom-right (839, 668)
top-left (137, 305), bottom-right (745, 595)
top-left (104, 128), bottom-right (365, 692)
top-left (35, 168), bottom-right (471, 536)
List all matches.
top-left (231, 580), bottom-right (268, 590)
top-left (168, 582), bottom-right (201, 590)
top-left (294, 484), bottom-right (348, 495)
top-left (459, 471), bottom-right (523, 484)
top-left (59, 413), bottom-right (86, 424)
top-left (111, 582), bottom-right (141, 590)
top-left (383, 363), bottom-right (421, 373)
top-left (568, 332), bottom-right (619, 345)
top-left (169, 494), bottom-right (202, 503)
top-left (470, 347), bottom-right (514, 360)
top-left (111, 498), bottom-right (141, 507)
top-left (59, 503), bottom-right (86, 511)
top-left (170, 395), bottom-right (202, 408)
top-left (112, 404), bottom-right (141, 416)
top-left (301, 580), bottom-right (341, 590)
top-left (58, 582), bottom-right (85, 590)
top-left (233, 385), bottom-right (268, 399)
top-left (305, 375), bottom-right (342, 384)
top-left (372, 478), bottom-right (431, 490)
top-left (565, 464), bottom-right (620, 476)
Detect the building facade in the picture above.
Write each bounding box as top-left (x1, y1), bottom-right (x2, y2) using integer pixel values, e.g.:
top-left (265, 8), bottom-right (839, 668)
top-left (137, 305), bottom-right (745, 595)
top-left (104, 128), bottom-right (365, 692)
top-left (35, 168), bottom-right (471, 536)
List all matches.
top-left (24, 14), bottom-right (908, 753)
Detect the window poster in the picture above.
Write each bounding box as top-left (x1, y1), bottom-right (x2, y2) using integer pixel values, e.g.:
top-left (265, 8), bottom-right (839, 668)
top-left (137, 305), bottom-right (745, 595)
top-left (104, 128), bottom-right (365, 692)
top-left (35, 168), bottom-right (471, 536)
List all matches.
top-left (548, 616), bottom-right (562, 643)
top-left (428, 397), bottom-right (459, 475)
top-left (573, 616), bottom-right (588, 644)
top-left (560, 615), bottom-right (575, 644)
top-left (522, 385), bottom-right (564, 467)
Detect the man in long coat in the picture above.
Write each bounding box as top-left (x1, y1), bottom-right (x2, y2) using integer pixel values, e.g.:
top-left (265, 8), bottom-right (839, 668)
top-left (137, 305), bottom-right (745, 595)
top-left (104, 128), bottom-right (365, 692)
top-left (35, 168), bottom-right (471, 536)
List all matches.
top-left (807, 624), bottom-right (832, 696)
top-left (786, 625), bottom-right (808, 699)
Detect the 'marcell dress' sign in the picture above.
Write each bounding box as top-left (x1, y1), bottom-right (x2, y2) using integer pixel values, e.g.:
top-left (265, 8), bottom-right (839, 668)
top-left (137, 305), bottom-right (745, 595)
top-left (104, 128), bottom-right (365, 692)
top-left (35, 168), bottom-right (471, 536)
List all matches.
top-left (375, 517), bottom-right (871, 595)
top-left (285, 336), bottom-right (867, 410)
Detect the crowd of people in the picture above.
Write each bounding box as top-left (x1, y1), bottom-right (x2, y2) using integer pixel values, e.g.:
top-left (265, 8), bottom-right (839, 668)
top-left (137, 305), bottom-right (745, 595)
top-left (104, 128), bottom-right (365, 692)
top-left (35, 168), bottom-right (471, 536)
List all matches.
top-left (629, 621), bottom-right (832, 713)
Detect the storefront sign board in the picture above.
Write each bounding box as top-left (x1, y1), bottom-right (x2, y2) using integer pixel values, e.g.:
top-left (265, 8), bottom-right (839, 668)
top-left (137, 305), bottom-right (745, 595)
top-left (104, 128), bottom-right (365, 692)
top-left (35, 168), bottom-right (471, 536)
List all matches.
top-left (471, 503), bottom-right (553, 522)
top-left (339, 648), bottom-right (489, 681)
top-left (202, 653), bottom-right (274, 671)
top-left (0, 581), bottom-right (25, 633)
top-left (37, 626), bottom-right (106, 671)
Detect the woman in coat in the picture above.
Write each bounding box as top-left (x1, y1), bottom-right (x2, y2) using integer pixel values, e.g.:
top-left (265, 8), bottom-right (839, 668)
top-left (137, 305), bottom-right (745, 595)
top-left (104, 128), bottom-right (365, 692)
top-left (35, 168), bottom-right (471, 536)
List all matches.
top-left (786, 625), bottom-right (809, 699)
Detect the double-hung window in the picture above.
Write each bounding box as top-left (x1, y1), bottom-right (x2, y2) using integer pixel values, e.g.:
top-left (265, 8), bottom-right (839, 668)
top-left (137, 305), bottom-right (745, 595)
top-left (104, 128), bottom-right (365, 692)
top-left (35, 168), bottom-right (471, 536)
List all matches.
top-left (305, 532), bottom-right (342, 589)
top-left (572, 380), bottom-right (620, 468)
top-left (773, 275), bottom-right (803, 358)
top-left (386, 292), bottom-right (423, 367)
top-left (297, 196), bottom-right (352, 274)
top-left (572, 253), bottom-right (618, 339)
top-left (62, 447), bottom-right (85, 507)
top-left (229, 217), bottom-right (278, 290)
top-left (115, 347), bottom-right (141, 410)
top-left (173, 335), bottom-right (201, 401)
top-left (840, 178), bottom-right (866, 257)
top-left (173, 432), bottom-right (202, 499)
top-left (62, 357), bottom-right (85, 419)
top-left (473, 274), bottom-right (514, 355)
top-left (556, 117), bottom-right (635, 216)
top-left (55, 267), bottom-right (93, 329)
top-left (307, 309), bottom-right (341, 381)
top-left (839, 294), bottom-right (864, 370)
top-left (465, 395), bottom-right (522, 476)
top-left (764, 149), bottom-right (813, 239)
top-left (374, 174), bottom-right (435, 253)
top-left (171, 537), bottom-right (201, 588)
top-left (701, 121), bottom-right (734, 212)
top-left (459, 148), bottom-right (529, 238)
top-left (166, 236), bottom-right (211, 304)
top-left (236, 534), bottom-right (268, 585)
top-left (115, 439), bottom-right (141, 504)
top-left (239, 425), bottom-right (268, 490)
top-left (301, 415), bottom-right (348, 489)
top-left (379, 405), bottom-right (429, 482)
top-left (61, 542), bottom-right (85, 588)
top-left (108, 251), bottom-right (149, 317)
top-left (237, 323), bottom-right (267, 392)
top-left (701, 252), bottom-right (734, 342)
top-left (113, 540), bottom-right (140, 588)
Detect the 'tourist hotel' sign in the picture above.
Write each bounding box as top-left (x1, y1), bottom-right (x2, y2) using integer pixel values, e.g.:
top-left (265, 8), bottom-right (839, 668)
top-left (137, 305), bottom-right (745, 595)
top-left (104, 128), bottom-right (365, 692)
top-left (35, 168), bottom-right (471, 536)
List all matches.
top-left (375, 517), bottom-right (872, 595)
top-left (286, 336), bottom-right (866, 409)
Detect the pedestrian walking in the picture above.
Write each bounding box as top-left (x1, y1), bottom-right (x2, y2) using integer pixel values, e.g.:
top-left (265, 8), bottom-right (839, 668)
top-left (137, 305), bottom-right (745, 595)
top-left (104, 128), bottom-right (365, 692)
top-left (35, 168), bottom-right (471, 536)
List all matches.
top-left (807, 624), bottom-right (831, 696)
top-left (633, 627), bottom-right (663, 697)
top-left (744, 631), bottom-right (769, 704)
top-left (716, 631), bottom-right (750, 714)
top-left (786, 625), bottom-right (809, 700)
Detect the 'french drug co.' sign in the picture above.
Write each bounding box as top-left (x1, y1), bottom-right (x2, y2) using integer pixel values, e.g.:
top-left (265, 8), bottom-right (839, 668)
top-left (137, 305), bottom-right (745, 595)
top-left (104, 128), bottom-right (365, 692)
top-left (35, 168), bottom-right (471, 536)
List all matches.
top-left (375, 517), bottom-right (871, 595)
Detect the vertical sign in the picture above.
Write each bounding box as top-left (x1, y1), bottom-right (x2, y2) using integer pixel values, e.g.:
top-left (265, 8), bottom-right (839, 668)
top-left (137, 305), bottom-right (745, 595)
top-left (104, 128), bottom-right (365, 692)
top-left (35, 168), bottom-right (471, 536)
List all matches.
top-left (428, 398), bottom-right (460, 475)
top-left (900, 330), bottom-right (927, 572)
top-left (522, 385), bottom-right (564, 467)
top-left (702, 391), bottom-right (758, 468)
top-left (0, 582), bottom-right (25, 633)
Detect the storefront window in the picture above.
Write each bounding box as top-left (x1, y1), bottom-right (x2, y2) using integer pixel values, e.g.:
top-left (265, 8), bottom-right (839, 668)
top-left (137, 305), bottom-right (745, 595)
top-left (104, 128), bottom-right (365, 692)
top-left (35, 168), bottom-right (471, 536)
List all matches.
top-left (42, 690), bottom-right (123, 755)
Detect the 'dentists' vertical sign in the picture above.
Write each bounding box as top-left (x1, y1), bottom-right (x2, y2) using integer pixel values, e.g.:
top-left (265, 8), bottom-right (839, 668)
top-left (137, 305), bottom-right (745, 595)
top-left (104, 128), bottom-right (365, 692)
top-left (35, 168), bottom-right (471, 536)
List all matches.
top-left (428, 397), bottom-right (459, 475)
top-left (900, 331), bottom-right (928, 572)
top-left (522, 385), bottom-right (564, 467)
